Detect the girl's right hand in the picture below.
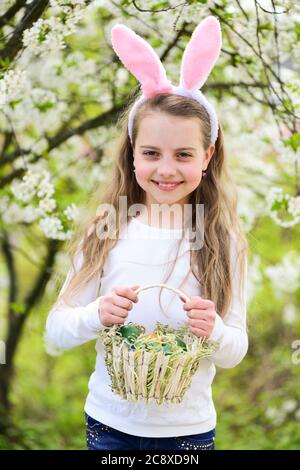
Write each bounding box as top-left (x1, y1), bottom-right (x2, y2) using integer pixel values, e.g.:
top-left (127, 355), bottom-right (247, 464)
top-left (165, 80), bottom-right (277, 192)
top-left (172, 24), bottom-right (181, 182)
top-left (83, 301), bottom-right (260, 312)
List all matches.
top-left (98, 285), bottom-right (140, 327)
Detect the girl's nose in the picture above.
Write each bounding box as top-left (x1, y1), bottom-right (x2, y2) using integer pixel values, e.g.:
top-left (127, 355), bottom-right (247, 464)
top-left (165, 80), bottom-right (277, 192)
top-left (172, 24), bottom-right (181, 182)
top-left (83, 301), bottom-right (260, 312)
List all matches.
top-left (157, 160), bottom-right (177, 177)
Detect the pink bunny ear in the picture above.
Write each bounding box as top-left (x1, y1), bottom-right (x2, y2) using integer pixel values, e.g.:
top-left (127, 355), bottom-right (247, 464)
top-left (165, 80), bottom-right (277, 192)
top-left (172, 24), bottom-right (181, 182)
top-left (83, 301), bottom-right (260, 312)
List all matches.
top-left (180, 16), bottom-right (222, 91)
top-left (111, 24), bottom-right (173, 98)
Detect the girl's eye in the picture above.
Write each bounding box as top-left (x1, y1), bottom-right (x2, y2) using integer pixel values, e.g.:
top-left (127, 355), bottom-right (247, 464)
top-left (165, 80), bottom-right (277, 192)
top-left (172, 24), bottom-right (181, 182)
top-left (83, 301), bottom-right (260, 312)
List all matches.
top-left (143, 151), bottom-right (158, 156)
top-left (178, 153), bottom-right (191, 158)
top-left (143, 151), bottom-right (191, 158)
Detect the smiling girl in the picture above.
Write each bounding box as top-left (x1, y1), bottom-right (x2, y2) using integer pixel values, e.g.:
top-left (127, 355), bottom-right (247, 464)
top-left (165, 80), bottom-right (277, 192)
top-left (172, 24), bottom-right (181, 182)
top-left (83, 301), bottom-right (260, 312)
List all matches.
top-left (45, 17), bottom-right (248, 451)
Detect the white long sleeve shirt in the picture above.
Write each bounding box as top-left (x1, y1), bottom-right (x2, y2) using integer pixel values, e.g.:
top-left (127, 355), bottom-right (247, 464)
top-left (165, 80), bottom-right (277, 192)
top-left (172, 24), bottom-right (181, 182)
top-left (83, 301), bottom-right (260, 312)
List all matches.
top-left (45, 217), bottom-right (248, 438)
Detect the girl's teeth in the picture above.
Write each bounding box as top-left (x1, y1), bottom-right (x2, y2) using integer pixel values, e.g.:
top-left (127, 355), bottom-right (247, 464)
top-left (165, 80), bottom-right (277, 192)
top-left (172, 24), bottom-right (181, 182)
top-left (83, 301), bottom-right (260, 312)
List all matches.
top-left (157, 182), bottom-right (180, 187)
top-left (151, 180), bottom-right (182, 190)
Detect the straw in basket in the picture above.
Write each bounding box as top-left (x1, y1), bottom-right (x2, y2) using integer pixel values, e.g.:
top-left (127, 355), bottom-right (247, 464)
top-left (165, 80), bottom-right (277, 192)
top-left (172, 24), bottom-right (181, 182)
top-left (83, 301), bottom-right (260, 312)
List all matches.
top-left (99, 284), bottom-right (219, 405)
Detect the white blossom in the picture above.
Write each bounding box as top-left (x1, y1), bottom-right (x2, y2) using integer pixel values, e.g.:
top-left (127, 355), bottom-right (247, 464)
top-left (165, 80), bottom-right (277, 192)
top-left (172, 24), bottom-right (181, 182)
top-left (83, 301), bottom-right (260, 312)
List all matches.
top-left (265, 252), bottom-right (300, 296)
top-left (39, 216), bottom-right (63, 239)
top-left (0, 195), bottom-right (10, 213)
top-left (295, 409), bottom-right (300, 421)
top-left (38, 198), bottom-right (57, 214)
top-left (22, 205), bottom-right (40, 223)
top-left (288, 197), bottom-right (300, 217)
top-left (64, 203), bottom-right (79, 221)
top-left (274, 139), bottom-right (300, 166)
top-left (266, 188), bottom-right (300, 228)
top-left (0, 69), bottom-right (27, 106)
top-left (237, 186), bottom-right (264, 232)
top-left (12, 170), bottom-right (55, 202)
top-left (2, 203), bottom-right (26, 224)
top-left (281, 400), bottom-right (298, 413)
top-left (115, 69), bottom-right (129, 87)
top-left (265, 407), bottom-right (286, 425)
top-left (31, 88), bottom-right (57, 110)
top-left (0, 1), bottom-right (15, 16)
top-left (266, 187), bottom-right (284, 204)
top-left (282, 304), bottom-right (298, 324)
top-left (22, 4), bottom-right (87, 56)
top-left (37, 181), bottom-right (55, 199)
top-left (11, 172), bottom-right (39, 203)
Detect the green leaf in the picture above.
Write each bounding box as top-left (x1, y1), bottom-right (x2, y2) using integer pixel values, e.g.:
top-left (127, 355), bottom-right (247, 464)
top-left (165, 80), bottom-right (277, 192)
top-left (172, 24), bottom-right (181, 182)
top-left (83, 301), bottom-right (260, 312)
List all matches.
top-left (10, 302), bottom-right (26, 315)
top-left (283, 133), bottom-right (300, 152)
top-left (295, 23), bottom-right (300, 41)
top-left (258, 22), bottom-right (273, 32)
top-left (271, 200), bottom-right (283, 211)
top-left (35, 101), bottom-right (55, 112)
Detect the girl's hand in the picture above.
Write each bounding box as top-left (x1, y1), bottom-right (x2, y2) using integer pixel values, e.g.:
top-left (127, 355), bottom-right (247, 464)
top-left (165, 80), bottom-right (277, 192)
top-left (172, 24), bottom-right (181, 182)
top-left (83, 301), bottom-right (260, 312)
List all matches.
top-left (179, 290), bottom-right (216, 338)
top-left (98, 285), bottom-right (140, 327)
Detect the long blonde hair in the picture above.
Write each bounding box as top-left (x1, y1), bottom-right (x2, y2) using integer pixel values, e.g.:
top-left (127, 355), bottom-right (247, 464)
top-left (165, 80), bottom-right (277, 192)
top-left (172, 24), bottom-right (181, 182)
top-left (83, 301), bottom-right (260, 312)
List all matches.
top-left (58, 92), bottom-right (248, 318)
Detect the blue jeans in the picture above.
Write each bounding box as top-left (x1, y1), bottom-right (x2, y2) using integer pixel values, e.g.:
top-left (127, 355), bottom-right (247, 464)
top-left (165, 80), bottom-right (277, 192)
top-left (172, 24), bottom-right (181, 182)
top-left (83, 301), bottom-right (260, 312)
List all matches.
top-left (85, 413), bottom-right (215, 450)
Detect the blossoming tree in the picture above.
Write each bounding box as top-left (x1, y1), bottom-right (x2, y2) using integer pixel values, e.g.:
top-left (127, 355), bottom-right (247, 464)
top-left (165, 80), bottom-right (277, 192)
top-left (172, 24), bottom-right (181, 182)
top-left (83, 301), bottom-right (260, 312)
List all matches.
top-left (0, 0), bottom-right (299, 446)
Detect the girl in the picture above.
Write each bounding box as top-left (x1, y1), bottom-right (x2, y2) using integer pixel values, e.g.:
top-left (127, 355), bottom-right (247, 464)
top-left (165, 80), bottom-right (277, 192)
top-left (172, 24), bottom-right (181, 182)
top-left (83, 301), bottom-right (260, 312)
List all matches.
top-left (45, 17), bottom-right (248, 451)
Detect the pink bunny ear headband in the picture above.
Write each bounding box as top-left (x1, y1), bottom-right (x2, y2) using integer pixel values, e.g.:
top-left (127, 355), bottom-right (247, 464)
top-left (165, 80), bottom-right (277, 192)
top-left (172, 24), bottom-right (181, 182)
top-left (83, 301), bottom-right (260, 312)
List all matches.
top-left (111, 16), bottom-right (222, 146)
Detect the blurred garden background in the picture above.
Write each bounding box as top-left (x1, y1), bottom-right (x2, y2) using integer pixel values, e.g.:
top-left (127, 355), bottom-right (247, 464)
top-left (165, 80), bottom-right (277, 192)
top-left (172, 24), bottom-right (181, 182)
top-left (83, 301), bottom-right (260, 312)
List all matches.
top-left (0, 0), bottom-right (300, 450)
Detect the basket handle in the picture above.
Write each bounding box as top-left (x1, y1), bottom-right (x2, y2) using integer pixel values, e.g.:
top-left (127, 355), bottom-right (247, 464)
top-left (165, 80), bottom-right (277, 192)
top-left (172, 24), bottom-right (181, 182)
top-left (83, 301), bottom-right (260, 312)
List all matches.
top-left (135, 283), bottom-right (191, 302)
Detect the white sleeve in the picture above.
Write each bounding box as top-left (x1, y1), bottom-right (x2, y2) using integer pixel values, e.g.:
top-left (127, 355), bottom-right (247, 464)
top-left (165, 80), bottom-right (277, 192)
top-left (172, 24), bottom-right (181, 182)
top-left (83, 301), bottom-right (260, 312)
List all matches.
top-left (208, 235), bottom-right (248, 368)
top-left (45, 248), bottom-right (106, 351)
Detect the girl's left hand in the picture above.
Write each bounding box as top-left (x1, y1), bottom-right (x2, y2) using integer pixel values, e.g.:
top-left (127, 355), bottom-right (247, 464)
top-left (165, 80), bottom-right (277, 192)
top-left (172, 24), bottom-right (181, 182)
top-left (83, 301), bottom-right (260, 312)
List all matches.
top-left (179, 290), bottom-right (217, 338)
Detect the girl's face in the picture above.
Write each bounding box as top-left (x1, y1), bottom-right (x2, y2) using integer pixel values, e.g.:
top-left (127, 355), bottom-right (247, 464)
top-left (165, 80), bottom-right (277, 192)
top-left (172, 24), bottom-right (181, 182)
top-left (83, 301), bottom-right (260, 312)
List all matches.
top-left (133, 112), bottom-right (215, 208)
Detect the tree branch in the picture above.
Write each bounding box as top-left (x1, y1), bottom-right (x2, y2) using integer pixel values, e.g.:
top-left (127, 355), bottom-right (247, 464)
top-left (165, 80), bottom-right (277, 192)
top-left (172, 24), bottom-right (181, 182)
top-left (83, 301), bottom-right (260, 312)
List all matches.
top-left (47, 103), bottom-right (124, 150)
top-left (131, 0), bottom-right (186, 13)
top-left (0, 0), bottom-right (27, 29)
top-left (0, 0), bottom-right (49, 63)
top-left (209, 5), bottom-right (300, 121)
top-left (0, 230), bottom-right (18, 316)
top-left (23, 238), bottom-right (60, 316)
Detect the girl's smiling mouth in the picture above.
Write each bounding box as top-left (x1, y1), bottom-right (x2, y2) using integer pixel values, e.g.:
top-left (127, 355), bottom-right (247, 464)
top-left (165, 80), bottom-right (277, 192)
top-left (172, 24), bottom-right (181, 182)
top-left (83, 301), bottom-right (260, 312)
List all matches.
top-left (151, 180), bottom-right (184, 191)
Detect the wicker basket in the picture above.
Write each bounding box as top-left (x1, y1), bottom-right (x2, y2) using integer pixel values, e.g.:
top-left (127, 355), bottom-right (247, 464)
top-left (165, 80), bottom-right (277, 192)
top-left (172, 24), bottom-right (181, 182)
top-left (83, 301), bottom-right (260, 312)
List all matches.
top-left (99, 284), bottom-right (218, 405)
